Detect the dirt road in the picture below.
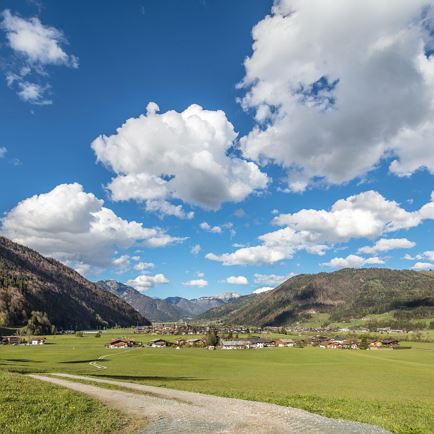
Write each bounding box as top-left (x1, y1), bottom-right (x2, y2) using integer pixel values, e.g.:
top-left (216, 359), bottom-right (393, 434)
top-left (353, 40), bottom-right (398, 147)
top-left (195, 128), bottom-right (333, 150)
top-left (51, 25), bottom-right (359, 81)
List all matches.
top-left (29, 373), bottom-right (390, 434)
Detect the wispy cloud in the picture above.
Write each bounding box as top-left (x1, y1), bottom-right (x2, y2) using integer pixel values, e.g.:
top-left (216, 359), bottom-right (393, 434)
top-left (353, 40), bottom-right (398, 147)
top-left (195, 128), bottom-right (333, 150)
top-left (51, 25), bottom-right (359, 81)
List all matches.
top-left (1, 9), bottom-right (78, 104)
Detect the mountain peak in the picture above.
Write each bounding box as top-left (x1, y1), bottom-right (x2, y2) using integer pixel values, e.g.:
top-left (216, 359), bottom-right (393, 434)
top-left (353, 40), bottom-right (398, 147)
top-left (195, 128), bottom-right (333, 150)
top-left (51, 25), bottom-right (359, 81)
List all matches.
top-left (96, 280), bottom-right (240, 322)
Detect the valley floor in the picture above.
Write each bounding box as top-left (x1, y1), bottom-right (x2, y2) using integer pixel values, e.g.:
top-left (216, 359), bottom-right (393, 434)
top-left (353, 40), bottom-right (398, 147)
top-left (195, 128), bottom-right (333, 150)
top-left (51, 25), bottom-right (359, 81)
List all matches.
top-left (30, 373), bottom-right (389, 434)
top-left (1, 331), bottom-right (434, 433)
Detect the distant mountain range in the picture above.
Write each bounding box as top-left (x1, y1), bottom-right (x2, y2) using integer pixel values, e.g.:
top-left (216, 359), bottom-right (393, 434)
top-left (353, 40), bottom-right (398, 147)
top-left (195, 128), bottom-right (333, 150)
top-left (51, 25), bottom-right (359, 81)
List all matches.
top-left (96, 280), bottom-right (183, 322)
top-left (0, 237), bottom-right (148, 329)
top-left (97, 280), bottom-right (240, 322)
top-left (199, 268), bottom-right (434, 326)
top-left (4, 235), bottom-right (432, 331)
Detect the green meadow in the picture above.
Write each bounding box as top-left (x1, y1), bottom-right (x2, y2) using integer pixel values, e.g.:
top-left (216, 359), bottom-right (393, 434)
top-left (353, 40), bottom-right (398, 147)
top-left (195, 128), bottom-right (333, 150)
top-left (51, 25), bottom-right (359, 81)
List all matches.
top-left (0, 371), bottom-right (139, 433)
top-left (1, 330), bottom-right (434, 433)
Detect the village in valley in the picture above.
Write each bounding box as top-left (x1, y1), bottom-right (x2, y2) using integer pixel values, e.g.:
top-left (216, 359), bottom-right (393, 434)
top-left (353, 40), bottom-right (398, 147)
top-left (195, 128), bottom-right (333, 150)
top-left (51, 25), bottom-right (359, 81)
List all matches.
top-left (0, 321), bottom-right (410, 351)
top-left (93, 323), bottom-right (404, 351)
top-left (105, 334), bottom-right (400, 351)
top-left (0, 333), bottom-right (403, 351)
top-left (0, 321), bottom-right (409, 351)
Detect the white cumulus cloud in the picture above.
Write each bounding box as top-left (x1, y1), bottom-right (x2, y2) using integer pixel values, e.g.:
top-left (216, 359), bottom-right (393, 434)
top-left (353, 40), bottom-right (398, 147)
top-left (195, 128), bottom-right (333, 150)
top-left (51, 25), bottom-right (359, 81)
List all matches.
top-left (112, 255), bottom-right (131, 273)
top-left (200, 222), bottom-right (222, 234)
top-left (412, 262), bottom-right (433, 270)
top-left (239, 0), bottom-right (434, 191)
top-left (322, 255), bottom-right (385, 269)
top-left (134, 261), bottom-right (154, 271)
top-left (226, 275), bottom-right (249, 285)
top-left (253, 286), bottom-right (274, 294)
top-left (145, 200), bottom-right (194, 219)
top-left (127, 273), bottom-right (169, 292)
top-left (423, 251), bottom-right (434, 261)
top-left (404, 251), bottom-right (434, 262)
top-left (92, 103), bottom-right (268, 215)
top-left (183, 278), bottom-right (208, 288)
top-left (1, 10), bottom-right (78, 104)
top-left (0, 183), bottom-right (183, 271)
top-left (358, 238), bottom-right (416, 255)
top-left (254, 273), bottom-right (291, 286)
top-left (15, 81), bottom-right (50, 105)
top-left (191, 244), bottom-right (201, 255)
top-left (207, 190), bottom-right (434, 266)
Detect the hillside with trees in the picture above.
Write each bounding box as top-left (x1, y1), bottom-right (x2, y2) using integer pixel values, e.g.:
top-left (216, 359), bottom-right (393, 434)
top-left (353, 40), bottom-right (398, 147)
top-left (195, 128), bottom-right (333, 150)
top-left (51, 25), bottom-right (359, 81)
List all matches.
top-left (199, 268), bottom-right (434, 326)
top-left (0, 236), bottom-right (148, 330)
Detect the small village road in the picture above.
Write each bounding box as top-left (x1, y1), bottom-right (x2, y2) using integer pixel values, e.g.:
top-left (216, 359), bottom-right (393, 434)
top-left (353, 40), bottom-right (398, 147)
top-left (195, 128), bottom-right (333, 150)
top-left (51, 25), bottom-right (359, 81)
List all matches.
top-left (29, 373), bottom-right (391, 434)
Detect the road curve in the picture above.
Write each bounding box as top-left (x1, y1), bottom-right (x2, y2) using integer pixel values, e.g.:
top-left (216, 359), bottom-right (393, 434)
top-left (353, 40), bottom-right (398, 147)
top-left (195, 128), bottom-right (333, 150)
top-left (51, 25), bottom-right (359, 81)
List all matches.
top-left (29, 373), bottom-right (391, 434)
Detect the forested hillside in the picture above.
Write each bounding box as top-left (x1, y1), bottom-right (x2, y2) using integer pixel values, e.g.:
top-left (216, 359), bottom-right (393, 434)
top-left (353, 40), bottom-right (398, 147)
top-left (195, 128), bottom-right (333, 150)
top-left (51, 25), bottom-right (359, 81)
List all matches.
top-left (0, 237), bottom-right (148, 330)
top-left (199, 268), bottom-right (434, 326)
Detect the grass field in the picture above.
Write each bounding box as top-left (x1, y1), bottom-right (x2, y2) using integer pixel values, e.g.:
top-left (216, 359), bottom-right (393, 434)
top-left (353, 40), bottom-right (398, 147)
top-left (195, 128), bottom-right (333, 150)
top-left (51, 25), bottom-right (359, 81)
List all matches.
top-left (0, 370), bottom-right (140, 433)
top-left (1, 330), bottom-right (434, 433)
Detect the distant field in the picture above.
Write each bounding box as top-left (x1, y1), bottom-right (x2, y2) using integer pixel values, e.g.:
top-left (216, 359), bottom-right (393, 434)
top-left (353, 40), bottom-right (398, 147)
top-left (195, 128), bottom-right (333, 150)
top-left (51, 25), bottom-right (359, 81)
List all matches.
top-left (1, 330), bottom-right (434, 433)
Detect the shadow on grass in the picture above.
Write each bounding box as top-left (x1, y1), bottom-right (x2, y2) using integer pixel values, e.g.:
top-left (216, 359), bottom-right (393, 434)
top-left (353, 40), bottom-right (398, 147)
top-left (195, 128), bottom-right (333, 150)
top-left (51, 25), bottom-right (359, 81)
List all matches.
top-left (3, 358), bottom-right (42, 363)
top-left (2, 367), bottom-right (47, 374)
top-left (61, 359), bottom-right (101, 364)
top-left (93, 374), bottom-right (205, 382)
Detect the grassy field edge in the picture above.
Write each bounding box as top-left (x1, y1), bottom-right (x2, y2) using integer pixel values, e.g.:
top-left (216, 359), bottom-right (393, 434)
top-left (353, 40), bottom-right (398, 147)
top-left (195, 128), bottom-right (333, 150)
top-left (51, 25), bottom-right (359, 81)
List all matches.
top-left (0, 371), bottom-right (144, 434)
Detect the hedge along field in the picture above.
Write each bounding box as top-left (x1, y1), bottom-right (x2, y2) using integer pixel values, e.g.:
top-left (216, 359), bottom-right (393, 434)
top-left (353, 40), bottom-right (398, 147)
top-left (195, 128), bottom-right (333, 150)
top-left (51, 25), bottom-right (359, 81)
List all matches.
top-left (1, 332), bottom-right (434, 433)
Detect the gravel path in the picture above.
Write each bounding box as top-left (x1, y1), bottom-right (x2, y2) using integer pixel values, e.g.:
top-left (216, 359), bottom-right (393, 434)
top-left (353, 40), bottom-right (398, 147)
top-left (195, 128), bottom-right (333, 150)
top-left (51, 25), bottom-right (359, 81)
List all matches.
top-left (29, 373), bottom-right (391, 434)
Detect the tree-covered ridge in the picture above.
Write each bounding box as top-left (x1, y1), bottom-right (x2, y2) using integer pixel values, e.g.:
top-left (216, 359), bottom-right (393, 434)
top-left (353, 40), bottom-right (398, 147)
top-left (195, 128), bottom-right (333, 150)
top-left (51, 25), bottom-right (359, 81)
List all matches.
top-left (199, 268), bottom-right (434, 326)
top-left (0, 236), bottom-right (148, 329)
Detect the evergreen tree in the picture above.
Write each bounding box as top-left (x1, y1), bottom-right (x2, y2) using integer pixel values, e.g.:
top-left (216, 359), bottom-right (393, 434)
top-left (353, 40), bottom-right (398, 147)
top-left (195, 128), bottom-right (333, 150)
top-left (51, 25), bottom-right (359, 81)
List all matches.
top-left (205, 328), bottom-right (219, 346)
top-left (25, 311), bottom-right (51, 335)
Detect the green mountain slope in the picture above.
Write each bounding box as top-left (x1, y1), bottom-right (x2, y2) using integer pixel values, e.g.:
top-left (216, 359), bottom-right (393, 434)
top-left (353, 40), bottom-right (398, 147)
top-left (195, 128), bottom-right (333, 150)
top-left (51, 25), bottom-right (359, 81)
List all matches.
top-left (199, 268), bottom-right (434, 326)
top-left (0, 236), bottom-right (148, 329)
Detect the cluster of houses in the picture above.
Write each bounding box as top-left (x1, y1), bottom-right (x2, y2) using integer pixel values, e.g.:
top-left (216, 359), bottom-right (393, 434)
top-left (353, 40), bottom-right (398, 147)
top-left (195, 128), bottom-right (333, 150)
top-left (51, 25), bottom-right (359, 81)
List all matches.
top-left (367, 338), bottom-right (400, 350)
top-left (148, 338), bottom-right (205, 348)
top-left (106, 336), bottom-right (293, 350)
top-left (312, 335), bottom-right (399, 350)
top-left (0, 336), bottom-right (46, 345)
top-left (220, 337), bottom-right (295, 350)
top-left (105, 334), bottom-right (400, 351)
top-left (105, 337), bottom-right (139, 349)
top-left (317, 337), bottom-right (360, 350)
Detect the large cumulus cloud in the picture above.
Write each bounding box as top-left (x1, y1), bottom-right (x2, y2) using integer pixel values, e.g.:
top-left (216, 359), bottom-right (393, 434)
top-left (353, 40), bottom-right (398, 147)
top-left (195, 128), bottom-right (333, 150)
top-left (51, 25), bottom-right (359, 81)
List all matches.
top-left (239, 0), bottom-right (434, 191)
top-left (1, 183), bottom-right (182, 272)
top-left (92, 103), bottom-right (268, 215)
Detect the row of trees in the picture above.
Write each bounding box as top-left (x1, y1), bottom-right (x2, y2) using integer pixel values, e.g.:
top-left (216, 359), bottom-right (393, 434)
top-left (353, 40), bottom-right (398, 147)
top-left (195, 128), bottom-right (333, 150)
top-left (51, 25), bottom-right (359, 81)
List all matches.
top-left (365, 319), bottom-right (428, 331)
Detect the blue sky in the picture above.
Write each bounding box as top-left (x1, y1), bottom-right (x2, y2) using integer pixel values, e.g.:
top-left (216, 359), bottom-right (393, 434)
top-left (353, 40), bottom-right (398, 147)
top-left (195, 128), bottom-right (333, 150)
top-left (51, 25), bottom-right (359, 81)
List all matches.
top-left (1, 0), bottom-right (433, 299)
